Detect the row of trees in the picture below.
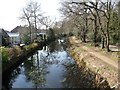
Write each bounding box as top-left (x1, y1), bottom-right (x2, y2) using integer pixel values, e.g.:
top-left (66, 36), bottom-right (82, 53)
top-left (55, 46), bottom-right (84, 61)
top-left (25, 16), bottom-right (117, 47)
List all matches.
top-left (59, 0), bottom-right (120, 52)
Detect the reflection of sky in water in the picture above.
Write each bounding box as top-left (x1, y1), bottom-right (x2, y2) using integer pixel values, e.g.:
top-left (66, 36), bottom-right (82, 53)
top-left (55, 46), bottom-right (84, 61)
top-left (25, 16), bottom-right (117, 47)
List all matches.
top-left (44, 65), bottom-right (65, 88)
top-left (54, 51), bottom-right (67, 60)
top-left (38, 47), bottom-right (68, 61)
top-left (10, 40), bottom-right (73, 88)
top-left (12, 74), bottom-right (33, 88)
top-left (5, 39), bottom-right (80, 89)
top-left (11, 50), bottom-right (68, 88)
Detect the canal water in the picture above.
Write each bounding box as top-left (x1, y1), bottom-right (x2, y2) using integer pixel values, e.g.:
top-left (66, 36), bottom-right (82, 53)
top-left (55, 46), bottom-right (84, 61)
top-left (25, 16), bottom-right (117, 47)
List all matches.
top-left (2, 39), bottom-right (87, 89)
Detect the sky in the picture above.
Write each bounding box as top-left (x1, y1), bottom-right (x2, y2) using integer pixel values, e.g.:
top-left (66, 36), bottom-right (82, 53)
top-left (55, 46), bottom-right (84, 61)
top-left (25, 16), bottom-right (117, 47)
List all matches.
top-left (0, 0), bottom-right (61, 31)
top-left (0, 0), bottom-right (118, 31)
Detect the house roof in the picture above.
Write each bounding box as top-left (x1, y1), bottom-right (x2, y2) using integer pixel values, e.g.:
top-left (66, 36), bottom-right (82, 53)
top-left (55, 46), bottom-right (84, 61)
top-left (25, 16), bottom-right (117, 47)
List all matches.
top-left (11, 26), bottom-right (20, 32)
top-left (7, 32), bottom-right (19, 37)
top-left (0, 28), bottom-right (9, 38)
top-left (10, 26), bottom-right (31, 36)
top-left (11, 26), bottom-right (47, 36)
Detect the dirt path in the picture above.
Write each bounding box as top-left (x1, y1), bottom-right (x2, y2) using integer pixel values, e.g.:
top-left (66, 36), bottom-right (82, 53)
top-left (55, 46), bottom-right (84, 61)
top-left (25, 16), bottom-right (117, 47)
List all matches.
top-left (69, 36), bottom-right (119, 88)
top-left (70, 36), bottom-right (119, 70)
top-left (81, 45), bottom-right (118, 70)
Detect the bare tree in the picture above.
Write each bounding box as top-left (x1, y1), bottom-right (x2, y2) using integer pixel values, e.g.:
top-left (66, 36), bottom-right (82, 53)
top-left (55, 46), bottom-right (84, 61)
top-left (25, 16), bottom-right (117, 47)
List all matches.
top-left (38, 16), bottom-right (55, 31)
top-left (20, 7), bottom-right (32, 42)
top-left (71, 0), bottom-right (115, 51)
top-left (60, 0), bottom-right (117, 51)
top-left (98, 0), bottom-right (115, 51)
top-left (59, 0), bottom-right (90, 42)
top-left (20, 1), bottom-right (42, 42)
top-left (30, 1), bottom-right (41, 39)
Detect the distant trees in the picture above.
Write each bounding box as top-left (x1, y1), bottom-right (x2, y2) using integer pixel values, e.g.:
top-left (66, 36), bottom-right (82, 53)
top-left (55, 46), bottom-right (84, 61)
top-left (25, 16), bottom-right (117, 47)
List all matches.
top-left (20, 1), bottom-right (42, 42)
top-left (39, 16), bottom-right (55, 30)
top-left (20, 1), bottom-right (57, 42)
top-left (47, 28), bottom-right (56, 41)
top-left (59, 0), bottom-right (119, 52)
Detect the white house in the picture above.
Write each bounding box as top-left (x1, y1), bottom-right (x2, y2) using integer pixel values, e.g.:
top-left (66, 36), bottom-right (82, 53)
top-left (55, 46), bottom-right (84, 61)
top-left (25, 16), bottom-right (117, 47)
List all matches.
top-left (7, 32), bottom-right (20, 45)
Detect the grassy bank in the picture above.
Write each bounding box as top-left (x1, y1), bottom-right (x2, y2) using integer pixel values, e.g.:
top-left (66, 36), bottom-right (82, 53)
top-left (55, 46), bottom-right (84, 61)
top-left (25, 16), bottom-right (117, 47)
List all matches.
top-left (67, 36), bottom-right (118, 89)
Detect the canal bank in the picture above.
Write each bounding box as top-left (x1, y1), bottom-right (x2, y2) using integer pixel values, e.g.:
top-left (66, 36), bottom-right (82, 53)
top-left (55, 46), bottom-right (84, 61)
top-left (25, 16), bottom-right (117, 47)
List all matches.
top-left (2, 39), bottom-right (56, 76)
top-left (67, 36), bottom-right (118, 89)
top-left (2, 38), bottom-right (114, 89)
top-left (2, 39), bottom-right (78, 89)
top-left (2, 43), bottom-right (42, 78)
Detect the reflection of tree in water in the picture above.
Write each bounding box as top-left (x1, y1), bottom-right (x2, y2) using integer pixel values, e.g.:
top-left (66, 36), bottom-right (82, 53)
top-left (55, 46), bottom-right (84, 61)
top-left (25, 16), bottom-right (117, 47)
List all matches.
top-left (62, 61), bottom-right (96, 88)
top-left (23, 52), bottom-right (49, 88)
top-left (61, 38), bottom-right (70, 51)
top-left (23, 40), bottom-right (64, 88)
top-left (62, 61), bottom-right (110, 88)
top-left (2, 67), bottom-right (21, 90)
top-left (62, 63), bottom-right (85, 88)
top-left (43, 40), bottom-right (64, 64)
top-left (48, 41), bottom-right (56, 53)
top-left (47, 40), bottom-right (62, 53)
top-left (3, 39), bottom-right (69, 89)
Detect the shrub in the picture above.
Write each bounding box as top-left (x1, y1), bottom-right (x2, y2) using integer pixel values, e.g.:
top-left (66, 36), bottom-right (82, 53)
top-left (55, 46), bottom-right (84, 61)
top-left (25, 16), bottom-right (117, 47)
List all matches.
top-left (1, 47), bottom-right (9, 63)
top-left (23, 43), bottom-right (38, 51)
top-left (1, 46), bottom-right (23, 70)
top-left (31, 43), bottom-right (38, 48)
top-left (12, 46), bottom-right (22, 57)
top-left (23, 45), bottom-right (30, 51)
top-left (7, 48), bottom-right (14, 60)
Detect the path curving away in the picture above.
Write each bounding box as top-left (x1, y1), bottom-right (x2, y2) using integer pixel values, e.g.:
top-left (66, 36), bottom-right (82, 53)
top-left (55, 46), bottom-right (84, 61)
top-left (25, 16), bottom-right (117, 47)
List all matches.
top-left (69, 36), bottom-right (119, 70)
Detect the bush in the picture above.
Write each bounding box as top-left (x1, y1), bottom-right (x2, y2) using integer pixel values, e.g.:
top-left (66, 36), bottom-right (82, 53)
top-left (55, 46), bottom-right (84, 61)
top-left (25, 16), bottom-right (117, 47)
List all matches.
top-left (2, 43), bottom-right (37, 63)
top-left (23, 43), bottom-right (38, 51)
top-left (2, 46), bottom-right (22, 60)
top-left (23, 46), bottom-right (30, 51)
top-left (12, 46), bottom-right (22, 57)
top-left (29, 43), bottom-right (38, 49)
top-left (1, 47), bottom-right (9, 63)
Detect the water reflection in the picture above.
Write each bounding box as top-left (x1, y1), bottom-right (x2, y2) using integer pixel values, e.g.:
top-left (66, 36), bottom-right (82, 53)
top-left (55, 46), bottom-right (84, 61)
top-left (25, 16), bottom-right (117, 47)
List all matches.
top-left (23, 54), bottom-right (47, 88)
top-left (3, 39), bottom-right (90, 89)
top-left (2, 67), bottom-right (21, 89)
top-left (62, 63), bottom-right (85, 88)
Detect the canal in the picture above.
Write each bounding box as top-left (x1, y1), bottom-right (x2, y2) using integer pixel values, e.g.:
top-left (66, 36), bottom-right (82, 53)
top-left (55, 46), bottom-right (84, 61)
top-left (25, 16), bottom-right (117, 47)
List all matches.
top-left (2, 39), bottom-right (94, 89)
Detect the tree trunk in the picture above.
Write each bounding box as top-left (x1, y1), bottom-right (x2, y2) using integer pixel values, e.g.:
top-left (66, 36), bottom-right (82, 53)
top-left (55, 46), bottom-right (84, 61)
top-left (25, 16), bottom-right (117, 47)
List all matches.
top-left (106, 36), bottom-right (110, 52)
top-left (94, 16), bottom-right (98, 46)
top-left (101, 36), bottom-right (105, 49)
top-left (83, 16), bottom-right (88, 43)
top-left (82, 34), bottom-right (86, 42)
top-left (81, 27), bottom-right (86, 42)
top-left (106, 20), bottom-right (110, 52)
top-left (28, 21), bottom-right (32, 43)
top-left (35, 15), bottom-right (37, 40)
